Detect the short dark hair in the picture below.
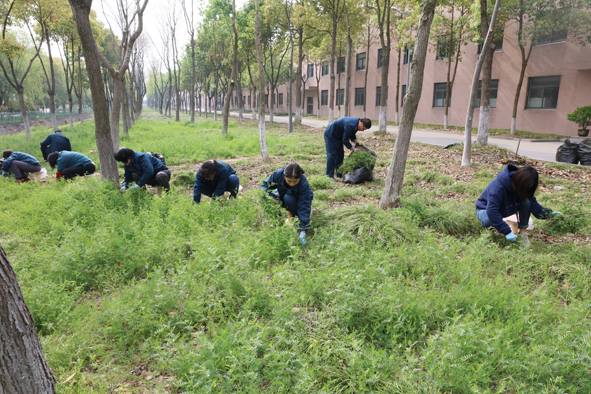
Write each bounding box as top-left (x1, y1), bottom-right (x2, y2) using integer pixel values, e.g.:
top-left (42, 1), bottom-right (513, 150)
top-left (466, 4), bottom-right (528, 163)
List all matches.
top-left (114, 147), bottom-right (134, 163)
top-left (284, 163), bottom-right (304, 179)
top-left (360, 118), bottom-right (371, 129)
top-left (3, 149), bottom-right (13, 159)
top-left (55, 129), bottom-right (62, 133)
top-left (511, 166), bottom-right (539, 201)
top-left (200, 160), bottom-right (219, 178)
top-left (48, 152), bottom-right (59, 168)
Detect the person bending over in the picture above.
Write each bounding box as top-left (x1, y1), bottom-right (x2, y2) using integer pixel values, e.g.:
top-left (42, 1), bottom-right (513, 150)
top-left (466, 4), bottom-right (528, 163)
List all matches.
top-left (2, 150), bottom-right (41, 182)
top-left (47, 151), bottom-right (95, 180)
top-left (114, 148), bottom-right (171, 192)
top-left (262, 163), bottom-right (314, 245)
top-left (40, 129), bottom-right (71, 161)
top-left (193, 160), bottom-right (240, 203)
top-left (475, 164), bottom-right (561, 241)
top-left (324, 117), bottom-right (371, 180)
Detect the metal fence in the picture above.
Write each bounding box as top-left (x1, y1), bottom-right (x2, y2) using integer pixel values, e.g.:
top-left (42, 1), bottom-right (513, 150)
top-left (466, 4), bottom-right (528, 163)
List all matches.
top-left (0, 108), bottom-right (94, 126)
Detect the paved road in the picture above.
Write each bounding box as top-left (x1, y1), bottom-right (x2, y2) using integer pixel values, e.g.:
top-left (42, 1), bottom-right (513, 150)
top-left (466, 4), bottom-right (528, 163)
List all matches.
top-left (230, 112), bottom-right (567, 163)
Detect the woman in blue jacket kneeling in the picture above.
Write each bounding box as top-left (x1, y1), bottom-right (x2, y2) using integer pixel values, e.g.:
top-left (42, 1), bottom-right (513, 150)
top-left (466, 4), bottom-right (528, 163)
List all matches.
top-left (262, 163), bottom-right (313, 245)
top-left (476, 164), bottom-right (561, 241)
top-left (193, 160), bottom-right (240, 203)
top-left (48, 151), bottom-right (95, 180)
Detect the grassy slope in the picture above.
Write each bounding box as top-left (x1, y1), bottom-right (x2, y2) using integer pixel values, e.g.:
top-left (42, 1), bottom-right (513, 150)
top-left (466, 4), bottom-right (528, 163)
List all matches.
top-left (1, 110), bottom-right (591, 393)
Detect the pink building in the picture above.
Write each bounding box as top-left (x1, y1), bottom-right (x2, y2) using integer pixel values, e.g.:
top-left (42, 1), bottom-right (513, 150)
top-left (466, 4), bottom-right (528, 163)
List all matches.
top-left (234, 22), bottom-right (591, 136)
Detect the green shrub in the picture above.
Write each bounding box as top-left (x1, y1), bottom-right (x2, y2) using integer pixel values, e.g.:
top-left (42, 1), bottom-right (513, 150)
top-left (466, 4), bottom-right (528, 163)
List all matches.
top-left (567, 105), bottom-right (591, 130)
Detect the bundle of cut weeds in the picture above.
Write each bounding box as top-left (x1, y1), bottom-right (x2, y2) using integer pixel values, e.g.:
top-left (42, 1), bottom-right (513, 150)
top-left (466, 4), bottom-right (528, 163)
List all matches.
top-left (338, 149), bottom-right (376, 175)
top-left (542, 212), bottom-right (590, 235)
top-left (311, 205), bottom-right (413, 245)
top-left (404, 198), bottom-right (480, 236)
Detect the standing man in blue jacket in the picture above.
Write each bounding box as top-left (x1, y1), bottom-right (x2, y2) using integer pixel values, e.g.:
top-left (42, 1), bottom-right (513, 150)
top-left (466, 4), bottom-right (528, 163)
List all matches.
top-left (324, 117), bottom-right (371, 180)
top-left (114, 148), bottom-right (171, 192)
top-left (2, 150), bottom-right (41, 182)
top-left (40, 129), bottom-right (71, 161)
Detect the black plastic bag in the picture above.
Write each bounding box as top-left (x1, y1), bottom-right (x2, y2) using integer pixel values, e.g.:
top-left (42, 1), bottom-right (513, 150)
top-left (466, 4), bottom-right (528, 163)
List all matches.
top-left (344, 166), bottom-right (373, 184)
top-left (555, 139), bottom-right (579, 164)
top-left (579, 143), bottom-right (591, 166)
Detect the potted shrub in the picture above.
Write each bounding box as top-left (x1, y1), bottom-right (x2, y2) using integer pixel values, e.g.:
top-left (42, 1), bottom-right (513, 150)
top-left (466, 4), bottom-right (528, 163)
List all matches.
top-left (567, 106), bottom-right (591, 137)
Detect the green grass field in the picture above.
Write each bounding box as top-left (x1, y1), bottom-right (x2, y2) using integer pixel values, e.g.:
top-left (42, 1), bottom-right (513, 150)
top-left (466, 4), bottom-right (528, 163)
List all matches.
top-left (1, 110), bottom-right (591, 393)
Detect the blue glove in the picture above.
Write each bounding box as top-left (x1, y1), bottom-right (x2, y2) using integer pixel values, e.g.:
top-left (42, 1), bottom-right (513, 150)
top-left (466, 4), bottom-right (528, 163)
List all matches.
top-left (299, 232), bottom-right (306, 245)
top-left (129, 185), bottom-right (140, 190)
top-left (551, 211), bottom-right (563, 217)
top-left (505, 232), bottom-right (517, 242)
top-left (2, 171), bottom-right (8, 177)
top-left (120, 186), bottom-right (127, 191)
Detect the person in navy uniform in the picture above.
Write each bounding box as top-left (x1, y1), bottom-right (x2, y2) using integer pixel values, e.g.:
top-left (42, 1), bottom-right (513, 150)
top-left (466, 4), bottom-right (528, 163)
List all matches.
top-left (114, 148), bottom-right (171, 192)
top-left (47, 151), bottom-right (95, 180)
top-left (262, 163), bottom-right (313, 245)
top-left (1, 150), bottom-right (41, 182)
top-left (476, 164), bottom-right (562, 241)
top-left (193, 160), bottom-right (240, 203)
top-left (324, 117), bottom-right (371, 180)
top-left (40, 129), bottom-right (71, 161)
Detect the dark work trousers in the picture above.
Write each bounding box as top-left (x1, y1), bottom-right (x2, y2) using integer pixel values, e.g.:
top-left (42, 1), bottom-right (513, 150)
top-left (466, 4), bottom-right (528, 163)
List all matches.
top-left (201, 174), bottom-right (240, 199)
top-left (8, 160), bottom-right (41, 179)
top-left (324, 131), bottom-right (344, 178)
top-left (132, 170), bottom-right (172, 191)
top-left (62, 163), bottom-right (96, 179)
top-left (40, 146), bottom-right (48, 161)
top-left (476, 199), bottom-right (533, 230)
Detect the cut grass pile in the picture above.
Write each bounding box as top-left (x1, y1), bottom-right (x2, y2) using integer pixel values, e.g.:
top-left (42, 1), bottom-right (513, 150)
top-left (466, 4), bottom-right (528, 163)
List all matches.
top-left (1, 110), bottom-right (591, 393)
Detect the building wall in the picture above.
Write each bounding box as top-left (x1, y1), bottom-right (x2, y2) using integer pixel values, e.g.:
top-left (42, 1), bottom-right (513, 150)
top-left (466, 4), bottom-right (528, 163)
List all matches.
top-left (233, 22), bottom-right (591, 136)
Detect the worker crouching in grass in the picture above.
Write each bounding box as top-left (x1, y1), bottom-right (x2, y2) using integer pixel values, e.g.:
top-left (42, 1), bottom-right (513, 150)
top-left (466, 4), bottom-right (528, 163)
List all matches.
top-left (193, 160), bottom-right (240, 203)
top-left (475, 164), bottom-right (562, 242)
top-left (262, 163), bottom-right (313, 245)
top-left (1, 150), bottom-right (41, 183)
top-left (114, 148), bottom-right (171, 192)
top-left (47, 151), bottom-right (95, 180)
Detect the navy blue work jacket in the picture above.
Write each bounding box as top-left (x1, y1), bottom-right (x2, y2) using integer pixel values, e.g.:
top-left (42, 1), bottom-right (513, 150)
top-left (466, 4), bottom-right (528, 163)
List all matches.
top-left (122, 151), bottom-right (168, 187)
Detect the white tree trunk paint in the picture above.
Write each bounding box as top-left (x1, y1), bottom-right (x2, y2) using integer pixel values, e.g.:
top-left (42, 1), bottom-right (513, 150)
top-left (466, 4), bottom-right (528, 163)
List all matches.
top-left (444, 114), bottom-right (448, 130)
top-left (328, 108), bottom-right (334, 124)
top-left (379, 106), bottom-right (387, 132)
top-left (511, 117), bottom-right (517, 135)
top-left (259, 116), bottom-right (269, 161)
top-left (295, 106), bottom-right (301, 123)
top-left (395, 111), bottom-right (399, 124)
top-left (476, 105), bottom-right (490, 146)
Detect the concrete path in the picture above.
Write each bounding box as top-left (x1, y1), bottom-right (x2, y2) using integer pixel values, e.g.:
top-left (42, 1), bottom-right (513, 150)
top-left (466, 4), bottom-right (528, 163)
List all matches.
top-left (230, 112), bottom-right (568, 163)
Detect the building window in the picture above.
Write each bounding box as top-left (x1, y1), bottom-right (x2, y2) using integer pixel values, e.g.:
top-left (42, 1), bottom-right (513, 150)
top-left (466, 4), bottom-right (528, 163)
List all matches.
top-left (377, 48), bottom-right (383, 68)
top-left (336, 89), bottom-right (344, 106)
top-left (337, 57), bottom-right (345, 73)
top-left (476, 79), bottom-right (499, 108)
top-left (356, 52), bottom-right (366, 71)
top-left (401, 85), bottom-right (407, 107)
top-left (248, 95), bottom-right (251, 106)
top-left (403, 44), bottom-right (413, 64)
top-left (308, 64), bottom-right (314, 78)
top-left (279, 93), bottom-right (283, 106)
top-left (535, 10), bottom-right (568, 45)
top-left (477, 28), bottom-right (504, 53)
top-left (433, 83), bottom-right (451, 107)
top-left (355, 88), bottom-right (365, 106)
top-left (322, 62), bottom-right (329, 76)
top-left (242, 96), bottom-right (245, 105)
top-left (436, 36), bottom-right (451, 60)
top-left (526, 76), bottom-right (560, 109)
top-left (265, 94), bottom-right (268, 106)
top-left (272, 93), bottom-right (276, 105)
top-left (376, 86), bottom-right (381, 106)
top-left (321, 90), bottom-right (328, 106)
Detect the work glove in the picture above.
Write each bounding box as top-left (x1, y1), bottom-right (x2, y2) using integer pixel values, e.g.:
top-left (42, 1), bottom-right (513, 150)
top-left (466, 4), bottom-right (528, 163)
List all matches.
top-left (299, 232), bottom-right (307, 245)
top-left (505, 232), bottom-right (517, 242)
top-left (129, 185), bottom-right (140, 190)
top-left (551, 211), bottom-right (563, 217)
top-left (56, 172), bottom-right (64, 180)
top-left (2, 171), bottom-right (8, 177)
top-left (120, 185), bottom-right (127, 191)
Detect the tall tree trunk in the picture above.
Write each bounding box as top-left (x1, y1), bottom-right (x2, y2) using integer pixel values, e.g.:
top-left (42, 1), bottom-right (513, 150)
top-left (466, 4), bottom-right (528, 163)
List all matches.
top-left (444, 7), bottom-right (454, 130)
top-left (295, 30), bottom-right (303, 124)
top-left (44, 29), bottom-right (59, 130)
top-left (222, 0), bottom-right (238, 135)
top-left (363, 22), bottom-right (370, 118)
top-left (476, 0), bottom-right (494, 145)
top-left (77, 94), bottom-right (83, 124)
top-left (16, 88), bottom-right (31, 138)
top-left (255, 0), bottom-right (269, 161)
top-left (122, 78), bottom-right (130, 135)
top-left (68, 92), bottom-right (74, 127)
top-left (328, 5), bottom-right (339, 124)
top-left (237, 69), bottom-right (243, 125)
top-left (378, 0), bottom-right (391, 133)
top-left (344, 0), bottom-right (352, 117)
top-left (0, 246), bottom-right (56, 394)
top-left (111, 76), bottom-right (123, 150)
top-left (462, 0), bottom-right (501, 166)
top-left (379, 0), bottom-right (437, 209)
